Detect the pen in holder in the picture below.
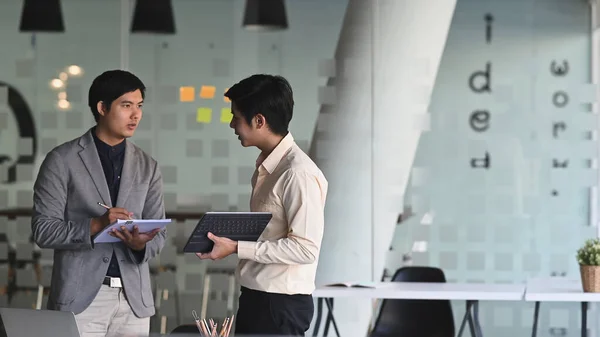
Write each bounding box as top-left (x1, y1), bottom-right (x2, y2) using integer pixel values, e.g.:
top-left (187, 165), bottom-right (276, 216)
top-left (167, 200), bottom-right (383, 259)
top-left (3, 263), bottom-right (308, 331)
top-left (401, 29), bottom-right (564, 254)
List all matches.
top-left (192, 310), bottom-right (234, 337)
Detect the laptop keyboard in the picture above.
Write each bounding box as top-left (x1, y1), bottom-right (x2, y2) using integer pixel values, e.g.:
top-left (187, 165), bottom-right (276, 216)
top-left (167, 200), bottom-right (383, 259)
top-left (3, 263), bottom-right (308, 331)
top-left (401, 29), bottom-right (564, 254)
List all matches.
top-left (192, 213), bottom-right (272, 239)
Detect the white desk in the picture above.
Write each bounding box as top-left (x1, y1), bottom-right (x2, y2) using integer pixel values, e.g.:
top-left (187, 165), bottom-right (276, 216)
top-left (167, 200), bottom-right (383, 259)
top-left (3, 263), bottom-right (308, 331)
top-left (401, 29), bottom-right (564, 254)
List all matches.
top-left (525, 278), bottom-right (600, 337)
top-left (313, 282), bottom-right (525, 301)
top-left (312, 282), bottom-right (525, 337)
top-left (525, 278), bottom-right (600, 302)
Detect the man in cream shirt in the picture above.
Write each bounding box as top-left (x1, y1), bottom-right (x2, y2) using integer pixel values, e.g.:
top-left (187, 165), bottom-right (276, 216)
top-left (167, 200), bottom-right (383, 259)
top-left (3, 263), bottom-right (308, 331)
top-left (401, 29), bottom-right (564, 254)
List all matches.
top-left (196, 74), bottom-right (328, 336)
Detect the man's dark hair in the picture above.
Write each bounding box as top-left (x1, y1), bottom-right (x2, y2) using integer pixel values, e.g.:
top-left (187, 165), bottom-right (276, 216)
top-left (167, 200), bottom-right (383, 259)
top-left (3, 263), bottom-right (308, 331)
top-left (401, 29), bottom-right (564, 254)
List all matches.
top-left (88, 70), bottom-right (146, 122)
top-left (224, 74), bottom-right (294, 136)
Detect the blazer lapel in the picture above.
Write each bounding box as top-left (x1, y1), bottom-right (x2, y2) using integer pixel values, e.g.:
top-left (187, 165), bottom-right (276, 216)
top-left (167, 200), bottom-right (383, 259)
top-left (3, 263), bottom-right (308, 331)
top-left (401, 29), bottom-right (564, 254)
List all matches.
top-left (78, 131), bottom-right (111, 206)
top-left (116, 142), bottom-right (137, 208)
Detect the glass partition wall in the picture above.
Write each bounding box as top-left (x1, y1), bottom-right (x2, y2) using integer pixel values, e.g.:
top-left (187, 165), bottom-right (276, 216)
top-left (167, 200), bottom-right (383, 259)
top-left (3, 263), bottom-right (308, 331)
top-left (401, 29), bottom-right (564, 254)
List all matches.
top-left (0, 0), bottom-right (598, 336)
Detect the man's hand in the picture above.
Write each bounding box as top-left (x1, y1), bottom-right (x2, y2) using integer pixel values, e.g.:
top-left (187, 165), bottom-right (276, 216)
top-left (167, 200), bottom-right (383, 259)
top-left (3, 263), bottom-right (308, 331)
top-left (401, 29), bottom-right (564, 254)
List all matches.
top-left (196, 232), bottom-right (238, 260)
top-left (91, 207), bottom-right (133, 236)
top-left (109, 225), bottom-right (161, 251)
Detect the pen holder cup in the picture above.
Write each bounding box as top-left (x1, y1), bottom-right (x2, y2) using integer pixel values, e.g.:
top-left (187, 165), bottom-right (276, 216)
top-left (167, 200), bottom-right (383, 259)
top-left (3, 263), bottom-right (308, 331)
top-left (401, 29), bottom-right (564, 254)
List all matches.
top-left (580, 265), bottom-right (600, 293)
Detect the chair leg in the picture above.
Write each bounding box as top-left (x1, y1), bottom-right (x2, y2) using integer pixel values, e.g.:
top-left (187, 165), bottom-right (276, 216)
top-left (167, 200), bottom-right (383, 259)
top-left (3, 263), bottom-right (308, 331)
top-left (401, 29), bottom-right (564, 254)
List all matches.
top-left (35, 284), bottom-right (43, 310)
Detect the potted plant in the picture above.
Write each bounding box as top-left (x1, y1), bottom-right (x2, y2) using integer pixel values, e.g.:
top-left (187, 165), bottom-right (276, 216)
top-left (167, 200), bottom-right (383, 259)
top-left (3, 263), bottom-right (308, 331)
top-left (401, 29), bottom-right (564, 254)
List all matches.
top-left (577, 238), bottom-right (600, 292)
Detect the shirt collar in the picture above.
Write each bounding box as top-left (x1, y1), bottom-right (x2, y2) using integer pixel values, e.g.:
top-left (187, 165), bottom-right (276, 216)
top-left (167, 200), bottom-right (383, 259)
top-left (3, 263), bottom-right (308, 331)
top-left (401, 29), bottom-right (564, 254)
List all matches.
top-left (92, 126), bottom-right (126, 155)
top-left (256, 132), bottom-right (295, 174)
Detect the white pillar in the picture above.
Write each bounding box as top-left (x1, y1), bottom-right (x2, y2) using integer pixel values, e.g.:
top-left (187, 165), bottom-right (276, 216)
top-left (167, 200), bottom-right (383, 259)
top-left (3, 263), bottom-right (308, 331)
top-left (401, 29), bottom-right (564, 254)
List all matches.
top-left (311, 0), bottom-right (457, 334)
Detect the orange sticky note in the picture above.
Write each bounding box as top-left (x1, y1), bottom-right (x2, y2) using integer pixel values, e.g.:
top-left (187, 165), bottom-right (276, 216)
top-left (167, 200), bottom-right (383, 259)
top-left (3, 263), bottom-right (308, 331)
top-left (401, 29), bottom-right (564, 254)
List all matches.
top-left (179, 86), bottom-right (195, 102)
top-left (196, 108), bottom-right (212, 123)
top-left (220, 108), bottom-right (232, 123)
top-left (199, 86), bottom-right (216, 99)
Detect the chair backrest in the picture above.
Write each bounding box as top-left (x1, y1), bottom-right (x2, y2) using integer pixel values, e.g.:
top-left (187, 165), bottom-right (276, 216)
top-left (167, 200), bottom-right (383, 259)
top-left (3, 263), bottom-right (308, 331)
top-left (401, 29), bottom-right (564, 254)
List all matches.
top-left (0, 307), bottom-right (80, 337)
top-left (370, 266), bottom-right (455, 337)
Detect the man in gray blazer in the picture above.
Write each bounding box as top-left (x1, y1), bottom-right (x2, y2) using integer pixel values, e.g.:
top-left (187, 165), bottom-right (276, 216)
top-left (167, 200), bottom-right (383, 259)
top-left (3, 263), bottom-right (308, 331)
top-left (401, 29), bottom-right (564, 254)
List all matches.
top-left (31, 70), bottom-right (166, 337)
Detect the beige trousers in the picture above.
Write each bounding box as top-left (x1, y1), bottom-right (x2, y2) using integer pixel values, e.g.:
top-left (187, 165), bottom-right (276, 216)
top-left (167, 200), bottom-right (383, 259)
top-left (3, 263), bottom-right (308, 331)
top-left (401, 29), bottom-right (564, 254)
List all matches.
top-left (74, 284), bottom-right (150, 337)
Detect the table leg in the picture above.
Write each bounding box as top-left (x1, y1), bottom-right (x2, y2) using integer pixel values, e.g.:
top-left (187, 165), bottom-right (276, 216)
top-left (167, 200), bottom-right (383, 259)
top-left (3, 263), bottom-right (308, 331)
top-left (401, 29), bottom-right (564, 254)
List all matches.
top-left (582, 302), bottom-right (588, 337)
top-left (323, 298), bottom-right (333, 336)
top-left (323, 298), bottom-right (341, 337)
top-left (466, 300), bottom-right (477, 337)
top-left (313, 298), bottom-right (323, 337)
top-left (531, 301), bottom-right (540, 337)
top-left (457, 300), bottom-right (474, 337)
top-left (472, 300), bottom-right (483, 337)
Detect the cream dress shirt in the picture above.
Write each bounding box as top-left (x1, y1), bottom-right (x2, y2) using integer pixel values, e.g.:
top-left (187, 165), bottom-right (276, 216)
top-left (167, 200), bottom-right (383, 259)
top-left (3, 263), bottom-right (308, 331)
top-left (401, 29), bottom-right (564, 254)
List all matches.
top-left (236, 133), bottom-right (328, 295)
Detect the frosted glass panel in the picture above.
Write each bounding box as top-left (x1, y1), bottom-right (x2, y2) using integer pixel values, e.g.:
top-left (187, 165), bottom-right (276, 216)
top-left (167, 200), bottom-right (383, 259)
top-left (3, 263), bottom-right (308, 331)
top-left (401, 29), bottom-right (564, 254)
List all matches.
top-left (391, 0), bottom-right (597, 336)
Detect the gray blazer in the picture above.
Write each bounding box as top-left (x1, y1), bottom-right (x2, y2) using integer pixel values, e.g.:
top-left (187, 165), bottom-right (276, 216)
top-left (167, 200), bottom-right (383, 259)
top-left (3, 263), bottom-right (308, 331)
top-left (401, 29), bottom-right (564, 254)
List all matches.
top-left (31, 128), bottom-right (167, 317)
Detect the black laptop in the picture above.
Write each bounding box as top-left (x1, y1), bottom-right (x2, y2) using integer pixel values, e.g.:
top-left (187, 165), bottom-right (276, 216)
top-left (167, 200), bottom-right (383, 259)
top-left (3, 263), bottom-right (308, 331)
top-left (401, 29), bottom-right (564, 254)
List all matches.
top-left (183, 212), bottom-right (272, 253)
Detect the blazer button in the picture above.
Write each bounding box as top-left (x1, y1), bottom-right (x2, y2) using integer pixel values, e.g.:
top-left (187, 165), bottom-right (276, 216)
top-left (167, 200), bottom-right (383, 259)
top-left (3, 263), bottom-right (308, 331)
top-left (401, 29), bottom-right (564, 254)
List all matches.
top-left (103, 257), bottom-right (109, 263)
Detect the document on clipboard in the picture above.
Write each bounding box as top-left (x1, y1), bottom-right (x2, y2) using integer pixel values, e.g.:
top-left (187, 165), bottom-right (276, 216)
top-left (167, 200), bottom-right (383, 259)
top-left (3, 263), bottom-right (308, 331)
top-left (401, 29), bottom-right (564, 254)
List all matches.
top-left (93, 219), bottom-right (171, 243)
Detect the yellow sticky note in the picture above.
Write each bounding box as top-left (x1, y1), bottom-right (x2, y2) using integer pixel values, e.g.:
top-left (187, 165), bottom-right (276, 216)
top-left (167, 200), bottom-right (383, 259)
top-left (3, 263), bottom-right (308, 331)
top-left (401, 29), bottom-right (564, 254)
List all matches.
top-left (179, 86), bottom-right (195, 102)
top-left (199, 85), bottom-right (216, 99)
top-left (220, 108), bottom-right (232, 123)
top-left (196, 108), bottom-right (212, 123)
top-left (224, 88), bottom-right (230, 103)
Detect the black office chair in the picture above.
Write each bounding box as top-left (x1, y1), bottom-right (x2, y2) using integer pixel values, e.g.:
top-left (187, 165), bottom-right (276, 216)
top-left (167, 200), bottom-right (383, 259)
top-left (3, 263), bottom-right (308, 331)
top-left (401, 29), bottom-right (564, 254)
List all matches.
top-left (369, 266), bottom-right (455, 337)
top-left (170, 324), bottom-right (200, 334)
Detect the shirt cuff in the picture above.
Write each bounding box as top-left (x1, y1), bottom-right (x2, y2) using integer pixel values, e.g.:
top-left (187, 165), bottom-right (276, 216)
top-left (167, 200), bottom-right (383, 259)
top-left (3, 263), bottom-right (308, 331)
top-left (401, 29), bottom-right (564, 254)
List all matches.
top-left (237, 241), bottom-right (256, 261)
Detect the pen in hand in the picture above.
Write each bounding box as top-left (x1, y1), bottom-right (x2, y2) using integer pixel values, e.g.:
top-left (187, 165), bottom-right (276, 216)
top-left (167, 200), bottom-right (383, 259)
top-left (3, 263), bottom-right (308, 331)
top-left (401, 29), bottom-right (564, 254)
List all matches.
top-left (97, 202), bottom-right (133, 220)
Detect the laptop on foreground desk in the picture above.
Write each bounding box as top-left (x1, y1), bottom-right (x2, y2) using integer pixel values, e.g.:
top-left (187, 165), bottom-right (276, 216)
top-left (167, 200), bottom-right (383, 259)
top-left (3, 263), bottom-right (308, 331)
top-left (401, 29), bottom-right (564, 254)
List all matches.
top-left (0, 307), bottom-right (80, 337)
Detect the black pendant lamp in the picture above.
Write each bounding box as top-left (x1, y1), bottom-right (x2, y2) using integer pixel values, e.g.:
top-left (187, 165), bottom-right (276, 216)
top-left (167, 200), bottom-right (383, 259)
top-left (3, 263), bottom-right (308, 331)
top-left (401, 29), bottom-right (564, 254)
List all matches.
top-left (243, 0), bottom-right (288, 31)
top-left (19, 0), bottom-right (65, 32)
top-left (131, 0), bottom-right (176, 34)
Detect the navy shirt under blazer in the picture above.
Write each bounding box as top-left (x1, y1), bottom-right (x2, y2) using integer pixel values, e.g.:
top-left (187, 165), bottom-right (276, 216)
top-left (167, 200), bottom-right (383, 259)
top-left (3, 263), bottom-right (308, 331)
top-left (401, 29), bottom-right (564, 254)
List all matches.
top-left (92, 129), bottom-right (125, 278)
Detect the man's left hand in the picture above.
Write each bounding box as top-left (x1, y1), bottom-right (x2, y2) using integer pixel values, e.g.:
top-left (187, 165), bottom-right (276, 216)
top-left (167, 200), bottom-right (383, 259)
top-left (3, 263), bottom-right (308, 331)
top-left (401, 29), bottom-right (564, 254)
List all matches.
top-left (110, 225), bottom-right (161, 251)
top-left (196, 232), bottom-right (237, 260)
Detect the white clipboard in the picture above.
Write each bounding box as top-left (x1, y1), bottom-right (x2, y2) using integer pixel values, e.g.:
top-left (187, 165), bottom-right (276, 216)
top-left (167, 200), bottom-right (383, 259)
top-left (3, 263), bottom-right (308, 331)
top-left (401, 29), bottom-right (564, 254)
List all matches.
top-left (93, 219), bottom-right (172, 243)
